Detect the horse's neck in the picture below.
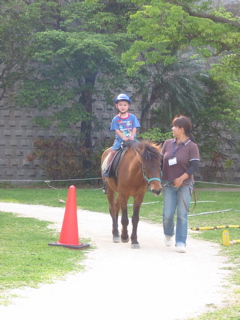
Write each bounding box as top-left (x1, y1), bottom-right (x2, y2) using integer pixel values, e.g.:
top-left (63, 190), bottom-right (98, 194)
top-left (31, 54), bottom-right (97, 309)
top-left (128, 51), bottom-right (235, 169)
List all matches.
top-left (128, 150), bottom-right (142, 174)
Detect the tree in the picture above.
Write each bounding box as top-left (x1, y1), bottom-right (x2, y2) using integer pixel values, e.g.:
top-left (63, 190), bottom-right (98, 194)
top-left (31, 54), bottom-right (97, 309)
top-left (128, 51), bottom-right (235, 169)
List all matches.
top-left (0, 0), bottom-right (139, 154)
top-left (0, 1), bottom-right (34, 107)
top-left (168, 0), bottom-right (240, 28)
top-left (8, 0), bottom-right (139, 171)
top-left (0, 0), bottom-right (141, 175)
top-left (130, 54), bottom-right (208, 131)
top-left (122, 0), bottom-right (240, 141)
top-left (123, 1), bottom-right (240, 76)
top-left (2, 0), bottom-right (240, 178)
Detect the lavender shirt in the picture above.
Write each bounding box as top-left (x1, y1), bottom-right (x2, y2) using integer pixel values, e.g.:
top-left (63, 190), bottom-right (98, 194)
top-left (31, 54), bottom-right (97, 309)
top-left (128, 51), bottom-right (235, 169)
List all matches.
top-left (161, 138), bottom-right (200, 184)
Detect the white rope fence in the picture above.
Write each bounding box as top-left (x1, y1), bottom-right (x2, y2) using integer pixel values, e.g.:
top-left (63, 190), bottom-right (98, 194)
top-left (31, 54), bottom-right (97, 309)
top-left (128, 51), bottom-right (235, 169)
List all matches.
top-left (0, 178), bottom-right (240, 187)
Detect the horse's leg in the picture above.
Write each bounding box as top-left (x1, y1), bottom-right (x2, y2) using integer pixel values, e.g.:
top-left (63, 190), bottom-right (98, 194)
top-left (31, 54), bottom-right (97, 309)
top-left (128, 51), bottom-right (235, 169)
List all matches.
top-left (107, 188), bottom-right (120, 243)
top-left (120, 196), bottom-right (129, 243)
top-left (131, 195), bottom-right (144, 249)
top-left (114, 195), bottom-right (121, 242)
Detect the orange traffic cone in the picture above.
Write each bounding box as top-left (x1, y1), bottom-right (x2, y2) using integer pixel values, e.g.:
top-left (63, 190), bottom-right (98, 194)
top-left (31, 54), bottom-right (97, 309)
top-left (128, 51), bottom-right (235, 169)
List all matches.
top-left (48, 185), bottom-right (90, 250)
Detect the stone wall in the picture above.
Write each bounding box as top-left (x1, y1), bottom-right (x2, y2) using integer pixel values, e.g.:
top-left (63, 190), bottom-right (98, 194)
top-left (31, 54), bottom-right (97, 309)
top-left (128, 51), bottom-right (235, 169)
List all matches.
top-left (1, 0), bottom-right (240, 184)
top-left (0, 107), bottom-right (53, 182)
top-left (1, 100), bottom-right (240, 184)
top-left (0, 96), bottom-right (142, 183)
top-left (197, 144), bottom-right (240, 185)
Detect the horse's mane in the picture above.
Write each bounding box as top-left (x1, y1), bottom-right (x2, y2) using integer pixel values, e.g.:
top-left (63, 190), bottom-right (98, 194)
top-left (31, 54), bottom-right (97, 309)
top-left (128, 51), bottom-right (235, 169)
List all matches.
top-left (136, 140), bottom-right (162, 166)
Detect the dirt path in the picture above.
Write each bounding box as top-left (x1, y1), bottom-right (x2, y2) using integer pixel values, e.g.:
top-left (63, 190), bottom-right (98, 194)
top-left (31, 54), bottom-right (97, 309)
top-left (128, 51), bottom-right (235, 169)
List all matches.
top-left (0, 202), bottom-right (233, 320)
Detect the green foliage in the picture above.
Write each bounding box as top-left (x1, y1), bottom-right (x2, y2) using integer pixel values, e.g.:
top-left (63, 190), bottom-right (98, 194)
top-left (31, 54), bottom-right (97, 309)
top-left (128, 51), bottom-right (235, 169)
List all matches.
top-left (122, 0), bottom-right (240, 112)
top-left (123, 0), bottom-right (240, 71)
top-left (122, 2), bottom-right (181, 74)
top-left (121, 0), bottom-right (240, 167)
top-left (138, 128), bottom-right (172, 144)
top-left (2, 0), bottom-right (138, 155)
top-left (0, 1), bottom-right (34, 106)
top-left (2, 0), bottom-right (240, 182)
top-left (192, 77), bottom-right (240, 162)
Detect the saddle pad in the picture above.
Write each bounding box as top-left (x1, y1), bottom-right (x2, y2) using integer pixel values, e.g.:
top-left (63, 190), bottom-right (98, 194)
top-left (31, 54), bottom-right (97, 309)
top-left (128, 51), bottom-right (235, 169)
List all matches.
top-left (101, 154), bottom-right (110, 173)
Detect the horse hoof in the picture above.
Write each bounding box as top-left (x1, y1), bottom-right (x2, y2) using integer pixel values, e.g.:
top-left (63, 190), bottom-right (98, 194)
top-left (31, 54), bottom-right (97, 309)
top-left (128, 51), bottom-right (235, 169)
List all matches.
top-left (121, 237), bottom-right (129, 243)
top-left (131, 243), bottom-right (140, 249)
top-left (113, 236), bottom-right (120, 243)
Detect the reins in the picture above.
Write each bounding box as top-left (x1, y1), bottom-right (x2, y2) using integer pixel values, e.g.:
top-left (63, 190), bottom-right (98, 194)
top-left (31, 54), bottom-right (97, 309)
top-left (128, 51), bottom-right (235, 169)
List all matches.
top-left (163, 181), bottom-right (198, 212)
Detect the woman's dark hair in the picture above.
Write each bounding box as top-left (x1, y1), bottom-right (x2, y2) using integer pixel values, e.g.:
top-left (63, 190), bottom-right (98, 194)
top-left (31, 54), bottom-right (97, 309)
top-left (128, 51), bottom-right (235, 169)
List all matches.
top-left (172, 115), bottom-right (196, 143)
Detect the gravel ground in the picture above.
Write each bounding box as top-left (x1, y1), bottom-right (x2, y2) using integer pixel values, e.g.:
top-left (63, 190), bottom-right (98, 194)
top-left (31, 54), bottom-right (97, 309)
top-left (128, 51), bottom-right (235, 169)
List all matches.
top-left (0, 202), bottom-right (234, 320)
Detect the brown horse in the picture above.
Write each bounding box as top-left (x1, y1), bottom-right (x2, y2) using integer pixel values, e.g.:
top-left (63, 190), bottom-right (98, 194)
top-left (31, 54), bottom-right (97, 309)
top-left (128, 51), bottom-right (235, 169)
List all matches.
top-left (101, 140), bottom-right (162, 249)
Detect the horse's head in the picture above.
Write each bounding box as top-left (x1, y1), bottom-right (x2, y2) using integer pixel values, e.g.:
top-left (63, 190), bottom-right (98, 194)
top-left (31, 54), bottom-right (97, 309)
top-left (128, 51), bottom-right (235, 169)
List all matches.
top-left (136, 141), bottom-right (163, 196)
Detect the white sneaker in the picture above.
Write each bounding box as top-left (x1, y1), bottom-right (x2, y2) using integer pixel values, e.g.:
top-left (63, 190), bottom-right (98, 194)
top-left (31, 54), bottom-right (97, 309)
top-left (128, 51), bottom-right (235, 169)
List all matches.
top-left (176, 246), bottom-right (186, 253)
top-left (164, 235), bottom-right (173, 247)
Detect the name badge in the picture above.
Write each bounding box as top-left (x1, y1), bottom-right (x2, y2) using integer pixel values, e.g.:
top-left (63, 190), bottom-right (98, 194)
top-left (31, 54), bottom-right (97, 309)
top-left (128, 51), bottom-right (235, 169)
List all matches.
top-left (168, 157), bottom-right (177, 166)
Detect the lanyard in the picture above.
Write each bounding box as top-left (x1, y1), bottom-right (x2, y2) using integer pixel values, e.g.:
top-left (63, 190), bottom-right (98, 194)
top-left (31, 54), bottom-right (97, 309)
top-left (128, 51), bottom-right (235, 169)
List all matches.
top-left (171, 140), bottom-right (184, 158)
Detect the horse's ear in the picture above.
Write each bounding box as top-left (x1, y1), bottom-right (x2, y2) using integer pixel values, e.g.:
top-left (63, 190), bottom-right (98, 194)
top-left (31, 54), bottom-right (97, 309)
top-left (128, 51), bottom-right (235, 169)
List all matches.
top-left (158, 143), bottom-right (162, 152)
top-left (152, 142), bottom-right (162, 152)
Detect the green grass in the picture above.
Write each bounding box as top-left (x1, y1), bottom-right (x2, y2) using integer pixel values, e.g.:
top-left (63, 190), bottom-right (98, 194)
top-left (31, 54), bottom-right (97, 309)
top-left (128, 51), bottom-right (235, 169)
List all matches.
top-left (0, 192), bottom-right (91, 305)
top-left (0, 186), bottom-right (239, 319)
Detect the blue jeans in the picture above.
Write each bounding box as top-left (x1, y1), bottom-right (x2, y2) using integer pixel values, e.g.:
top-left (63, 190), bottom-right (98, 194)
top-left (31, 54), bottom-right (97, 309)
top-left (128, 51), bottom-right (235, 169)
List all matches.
top-left (163, 182), bottom-right (192, 246)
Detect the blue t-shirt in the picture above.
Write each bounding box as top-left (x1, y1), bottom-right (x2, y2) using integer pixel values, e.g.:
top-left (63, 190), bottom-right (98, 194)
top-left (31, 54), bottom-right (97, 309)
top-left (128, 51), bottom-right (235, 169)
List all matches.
top-left (110, 113), bottom-right (140, 142)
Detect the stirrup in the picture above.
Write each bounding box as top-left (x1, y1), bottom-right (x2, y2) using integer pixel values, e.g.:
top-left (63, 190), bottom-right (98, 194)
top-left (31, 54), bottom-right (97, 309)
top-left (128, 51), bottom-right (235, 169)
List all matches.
top-left (102, 180), bottom-right (108, 194)
top-left (103, 169), bottom-right (109, 177)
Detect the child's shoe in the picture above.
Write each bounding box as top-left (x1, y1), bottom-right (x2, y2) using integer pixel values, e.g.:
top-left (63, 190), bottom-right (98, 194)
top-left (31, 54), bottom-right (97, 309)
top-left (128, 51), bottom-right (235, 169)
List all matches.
top-left (103, 169), bottom-right (109, 177)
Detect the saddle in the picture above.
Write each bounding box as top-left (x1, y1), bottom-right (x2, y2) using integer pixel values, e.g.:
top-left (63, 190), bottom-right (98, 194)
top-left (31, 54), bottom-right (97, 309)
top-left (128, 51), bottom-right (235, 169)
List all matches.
top-left (108, 140), bottom-right (138, 179)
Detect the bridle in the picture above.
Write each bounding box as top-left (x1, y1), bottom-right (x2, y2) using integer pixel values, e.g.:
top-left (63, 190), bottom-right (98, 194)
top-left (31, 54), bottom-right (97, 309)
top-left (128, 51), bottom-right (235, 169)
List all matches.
top-left (141, 163), bottom-right (161, 184)
top-left (133, 145), bottom-right (162, 185)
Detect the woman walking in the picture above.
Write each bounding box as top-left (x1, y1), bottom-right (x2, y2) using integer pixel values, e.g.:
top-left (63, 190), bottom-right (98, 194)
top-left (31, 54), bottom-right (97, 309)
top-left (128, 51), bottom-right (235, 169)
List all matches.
top-left (161, 115), bottom-right (200, 253)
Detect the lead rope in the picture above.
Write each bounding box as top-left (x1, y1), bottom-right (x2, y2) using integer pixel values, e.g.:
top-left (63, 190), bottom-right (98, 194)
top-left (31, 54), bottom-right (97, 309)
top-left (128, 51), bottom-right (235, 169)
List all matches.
top-left (163, 181), bottom-right (198, 212)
